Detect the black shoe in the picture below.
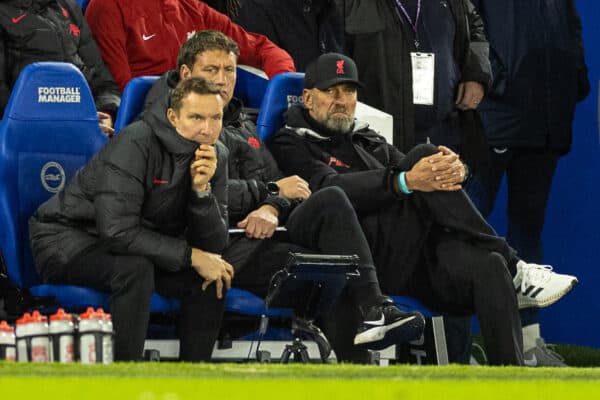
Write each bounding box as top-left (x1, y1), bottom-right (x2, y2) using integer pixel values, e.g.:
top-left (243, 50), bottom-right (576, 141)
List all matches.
top-left (354, 302), bottom-right (425, 350)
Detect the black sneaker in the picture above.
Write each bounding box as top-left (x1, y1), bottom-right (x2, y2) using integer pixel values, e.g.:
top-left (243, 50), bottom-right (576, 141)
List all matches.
top-left (354, 302), bottom-right (425, 350)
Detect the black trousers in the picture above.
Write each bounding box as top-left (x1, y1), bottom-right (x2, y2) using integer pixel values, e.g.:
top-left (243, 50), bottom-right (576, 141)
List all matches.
top-left (467, 147), bottom-right (560, 265)
top-left (327, 144), bottom-right (523, 365)
top-left (466, 148), bottom-right (559, 329)
top-left (229, 186), bottom-right (384, 316)
top-left (41, 245), bottom-right (224, 362)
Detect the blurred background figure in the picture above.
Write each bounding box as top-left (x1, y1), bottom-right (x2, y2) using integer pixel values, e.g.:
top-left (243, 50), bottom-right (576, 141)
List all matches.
top-left (237, 0), bottom-right (344, 71)
top-left (467, 0), bottom-right (590, 366)
top-left (340, 0), bottom-right (491, 174)
top-left (204, 0), bottom-right (242, 19)
top-left (0, 0), bottom-right (120, 135)
top-left (85, 0), bottom-right (295, 91)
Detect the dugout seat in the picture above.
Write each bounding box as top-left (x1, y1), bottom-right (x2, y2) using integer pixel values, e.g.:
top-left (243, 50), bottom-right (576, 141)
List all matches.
top-left (113, 75), bottom-right (159, 134)
top-left (233, 65), bottom-right (269, 109)
top-left (0, 62), bottom-right (179, 314)
top-left (114, 66), bottom-right (269, 135)
top-left (75, 0), bottom-right (91, 13)
top-left (256, 72), bottom-right (305, 141)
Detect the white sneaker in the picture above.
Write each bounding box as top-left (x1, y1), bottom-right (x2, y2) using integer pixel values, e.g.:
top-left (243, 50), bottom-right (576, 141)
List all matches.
top-left (514, 261), bottom-right (578, 309)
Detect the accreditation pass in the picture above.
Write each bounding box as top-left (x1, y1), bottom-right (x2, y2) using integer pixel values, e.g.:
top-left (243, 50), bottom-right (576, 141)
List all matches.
top-left (411, 52), bottom-right (435, 105)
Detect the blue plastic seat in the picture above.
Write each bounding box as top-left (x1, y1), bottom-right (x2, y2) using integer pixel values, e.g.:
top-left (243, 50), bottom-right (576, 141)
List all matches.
top-left (256, 72), bottom-right (305, 141)
top-left (233, 65), bottom-right (269, 109)
top-left (113, 75), bottom-right (159, 134)
top-left (75, 0), bottom-right (91, 13)
top-left (0, 62), bottom-right (179, 313)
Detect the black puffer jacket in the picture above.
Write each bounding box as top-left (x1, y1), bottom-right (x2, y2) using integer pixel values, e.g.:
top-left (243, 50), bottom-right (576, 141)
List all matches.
top-left (269, 105), bottom-right (409, 214)
top-left (144, 70), bottom-right (292, 225)
top-left (0, 0), bottom-right (120, 115)
top-left (29, 97), bottom-right (229, 275)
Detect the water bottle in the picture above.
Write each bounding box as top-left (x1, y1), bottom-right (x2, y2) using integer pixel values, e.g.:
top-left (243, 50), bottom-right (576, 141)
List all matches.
top-left (96, 308), bottom-right (114, 364)
top-left (78, 307), bottom-right (103, 364)
top-left (16, 311), bottom-right (49, 362)
top-left (49, 308), bottom-right (75, 363)
top-left (0, 320), bottom-right (16, 361)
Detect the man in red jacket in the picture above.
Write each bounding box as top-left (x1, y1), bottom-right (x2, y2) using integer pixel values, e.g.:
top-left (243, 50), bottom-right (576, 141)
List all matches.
top-left (85, 0), bottom-right (295, 91)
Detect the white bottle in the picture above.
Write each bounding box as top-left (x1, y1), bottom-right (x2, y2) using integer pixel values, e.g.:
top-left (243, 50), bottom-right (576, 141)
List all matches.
top-left (15, 313), bottom-right (30, 362)
top-left (49, 309), bottom-right (75, 363)
top-left (0, 320), bottom-right (16, 362)
top-left (16, 311), bottom-right (49, 362)
top-left (96, 309), bottom-right (114, 364)
top-left (78, 308), bottom-right (103, 364)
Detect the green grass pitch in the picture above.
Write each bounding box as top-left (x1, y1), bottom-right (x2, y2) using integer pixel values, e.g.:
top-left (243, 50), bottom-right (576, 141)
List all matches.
top-left (2, 363), bottom-right (600, 399)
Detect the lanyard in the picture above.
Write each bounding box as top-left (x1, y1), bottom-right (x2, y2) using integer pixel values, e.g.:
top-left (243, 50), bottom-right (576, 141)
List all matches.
top-left (393, 0), bottom-right (422, 48)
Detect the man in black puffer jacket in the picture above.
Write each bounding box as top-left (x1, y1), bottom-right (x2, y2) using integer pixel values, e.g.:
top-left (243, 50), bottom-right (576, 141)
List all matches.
top-left (0, 0), bottom-right (120, 134)
top-left (30, 78), bottom-right (233, 362)
top-left (144, 30), bottom-right (426, 362)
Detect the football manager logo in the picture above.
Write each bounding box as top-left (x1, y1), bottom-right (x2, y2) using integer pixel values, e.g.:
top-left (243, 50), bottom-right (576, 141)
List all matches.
top-left (40, 161), bottom-right (65, 193)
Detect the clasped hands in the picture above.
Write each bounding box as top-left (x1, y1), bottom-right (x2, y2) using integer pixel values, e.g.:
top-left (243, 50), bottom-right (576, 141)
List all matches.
top-left (404, 145), bottom-right (466, 192)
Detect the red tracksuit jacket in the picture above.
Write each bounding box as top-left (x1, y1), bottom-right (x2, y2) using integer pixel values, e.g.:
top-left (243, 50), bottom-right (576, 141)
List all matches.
top-left (85, 0), bottom-right (296, 90)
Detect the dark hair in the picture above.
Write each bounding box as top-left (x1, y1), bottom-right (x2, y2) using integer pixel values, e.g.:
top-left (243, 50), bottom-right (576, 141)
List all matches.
top-left (176, 30), bottom-right (240, 70)
top-left (169, 77), bottom-right (221, 112)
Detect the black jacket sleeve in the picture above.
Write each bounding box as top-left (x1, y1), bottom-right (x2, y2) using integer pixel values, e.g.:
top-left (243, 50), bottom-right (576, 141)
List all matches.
top-left (221, 129), bottom-right (291, 223)
top-left (269, 130), bottom-right (403, 214)
top-left (567, 0), bottom-right (590, 102)
top-left (456, 0), bottom-right (491, 87)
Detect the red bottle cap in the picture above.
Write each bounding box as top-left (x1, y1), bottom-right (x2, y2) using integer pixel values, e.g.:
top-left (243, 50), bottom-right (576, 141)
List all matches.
top-left (50, 308), bottom-right (72, 321)
top-left (16, 312), bottom-right (32, 325)
top-left (30, 310), bottom-right (47, 323)
top-left (0, 321), bottom-right (14, 333)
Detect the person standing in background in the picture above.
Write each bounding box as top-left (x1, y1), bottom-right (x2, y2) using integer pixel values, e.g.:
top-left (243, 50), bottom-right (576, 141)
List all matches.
top-left (341, 0), bottom-right (490, 171)
top-left (467, 0), bottom-right (590, 366)
top-left (85, 0), bottom-right (295, 91)
top-left (236, 0), bottom-right (344, 71)
top-left (0, 0), bottom-right (120, 135)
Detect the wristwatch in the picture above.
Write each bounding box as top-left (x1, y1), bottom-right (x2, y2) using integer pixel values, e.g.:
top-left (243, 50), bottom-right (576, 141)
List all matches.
top-left (266, 181), bottom-right (280, 196)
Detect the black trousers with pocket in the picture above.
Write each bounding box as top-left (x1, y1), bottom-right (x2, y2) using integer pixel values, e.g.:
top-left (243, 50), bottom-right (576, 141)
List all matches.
top-left (41, 245), bottom-right (225, 362)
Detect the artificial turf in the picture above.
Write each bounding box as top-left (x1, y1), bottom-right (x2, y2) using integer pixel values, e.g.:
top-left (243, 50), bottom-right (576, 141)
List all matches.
top-left (2, 363), bottom-right (600, 399)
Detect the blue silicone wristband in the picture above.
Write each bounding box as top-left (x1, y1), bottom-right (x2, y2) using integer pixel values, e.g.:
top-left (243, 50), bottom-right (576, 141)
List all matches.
top-left (398, 171), bottom-right (413, 194)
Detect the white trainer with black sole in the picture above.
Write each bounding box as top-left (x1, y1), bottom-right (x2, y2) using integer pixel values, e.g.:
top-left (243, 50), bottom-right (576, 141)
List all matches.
top-left (514, 260), bottom-right (578, 309)
top-left (354, 302), bottom-right (425, 350)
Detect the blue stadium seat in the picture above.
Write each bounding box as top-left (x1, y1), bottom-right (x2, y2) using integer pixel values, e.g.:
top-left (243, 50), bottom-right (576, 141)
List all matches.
top-left (75, 0), bottom-right (91, 13)
top-left (115, 66), bottom-right (268, 135)
top-left (234, 65), bottom-right (269, 109)
top-left (0, 62), bottom-right (179, 313)
top-left (256, 72), bottom-right (305, 141)
top-left (113, 75), bottom-right (159, 134)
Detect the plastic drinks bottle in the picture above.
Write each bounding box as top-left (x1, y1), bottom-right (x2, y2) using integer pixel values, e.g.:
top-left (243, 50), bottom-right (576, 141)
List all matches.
top-left (96, 308), bottom-right (114, 364)
top-left (0, 320), bottom-right (16, 361)
top-left (49, 308), bottom-right (75, 363)
top-left (79, 307), bottom-right (103, 364)
top-left (16, 311), bottom-right (49, 362)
